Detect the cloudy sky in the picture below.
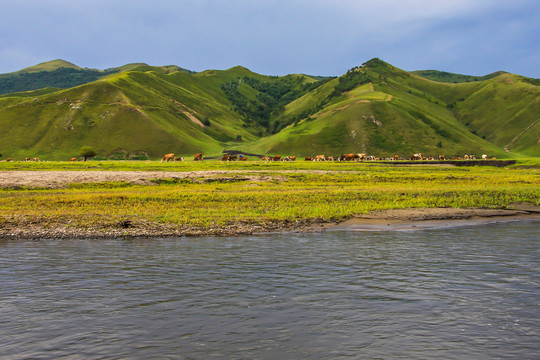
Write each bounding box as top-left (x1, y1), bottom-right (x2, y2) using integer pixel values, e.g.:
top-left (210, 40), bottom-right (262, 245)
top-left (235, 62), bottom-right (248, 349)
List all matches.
top-left (1, 0), bottom-right (538, 77)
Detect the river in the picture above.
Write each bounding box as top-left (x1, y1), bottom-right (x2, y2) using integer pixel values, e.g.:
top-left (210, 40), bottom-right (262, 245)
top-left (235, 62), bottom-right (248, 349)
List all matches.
top-left (1, 221), bottom-right (539, 359)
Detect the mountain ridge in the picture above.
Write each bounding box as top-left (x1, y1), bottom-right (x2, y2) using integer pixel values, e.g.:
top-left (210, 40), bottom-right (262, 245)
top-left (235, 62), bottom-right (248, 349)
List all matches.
top-left (0, 58), bottom-right (538, 160)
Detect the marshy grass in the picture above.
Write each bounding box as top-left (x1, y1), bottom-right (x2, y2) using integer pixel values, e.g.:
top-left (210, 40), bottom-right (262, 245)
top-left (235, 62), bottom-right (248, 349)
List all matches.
top-left (0, 160), bottom-right (538, 233)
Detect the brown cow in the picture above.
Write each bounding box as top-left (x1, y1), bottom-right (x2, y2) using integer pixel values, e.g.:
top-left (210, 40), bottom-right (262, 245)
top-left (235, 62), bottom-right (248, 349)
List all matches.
top-left (438, 155), bottom-right (445, 160)
top-left (194, 153), bottom-right (203, 161)
top-left (161, 153), bottom-right (175, 162)
top-left (33, 157), bottom-right (40, 162)
top-left (70, 157), bottom-right (77, 162)
top-left (261, 156), bottom-right (271, 161)
top-left (282, 156), bottom-right (296, 161)
top-left (305, 157), bottom-right (312, 161)
top-left (222, 155), bottom-right (237, 161)
top-left (175, 157), bottom-right (184, 162)
top-left (24, 157), bottom-right (31, 162)
top-left (6, 158), bottom-right (12, 162)
top-left (339, 153), bottom-right (359, 161)
top-left (313, 154), bottom-right (326, 161)
top-left (272, 155), bottom-right (281, 161)
top-left (239, 156), bottom-right (248, 161)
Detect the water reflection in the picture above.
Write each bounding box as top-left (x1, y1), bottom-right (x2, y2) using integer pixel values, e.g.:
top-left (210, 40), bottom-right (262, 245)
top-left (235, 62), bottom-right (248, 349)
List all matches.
top-left (0, 222), bottom-right (539, 359)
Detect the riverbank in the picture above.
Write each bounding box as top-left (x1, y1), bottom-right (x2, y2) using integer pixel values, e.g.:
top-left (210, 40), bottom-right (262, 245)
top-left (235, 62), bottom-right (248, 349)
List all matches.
top-left (1, 206), bottom-right (539, 239)
top-left (1, 164), bottom-right (538, 239)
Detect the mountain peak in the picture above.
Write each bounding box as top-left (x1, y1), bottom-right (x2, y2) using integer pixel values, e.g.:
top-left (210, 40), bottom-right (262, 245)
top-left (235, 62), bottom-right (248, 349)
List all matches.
top-left (17, 59), bottom-right (81, 73)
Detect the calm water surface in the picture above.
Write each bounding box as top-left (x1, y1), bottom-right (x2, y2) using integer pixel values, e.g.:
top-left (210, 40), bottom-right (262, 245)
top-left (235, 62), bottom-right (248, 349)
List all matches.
top-left (1, 222), bottom-right (539, 359)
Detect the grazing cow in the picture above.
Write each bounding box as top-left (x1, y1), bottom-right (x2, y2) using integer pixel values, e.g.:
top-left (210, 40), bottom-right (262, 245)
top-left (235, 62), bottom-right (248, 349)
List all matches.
top-left (24, 157), bottom-right (31, 162)
top-left (464, 154), bottom-right (470, 160)
top-left (340, 153), bottom-right (359, 161)
top-left (261, 156), bottom-right (271, 161)
top-left (326, 156), bottom-right (335, 161)
top-left (6, 158), bottom-right (12, 162)
top-left (482, 154), bottom-right (488, 160)
top-left (70, 157), bottom-right (77, 162)
top-left (393, 155), bottom-right (399, 161)
top-left (281, 156), bottom-right (296, 161)
top-left (194, 153), bottom-right (203, 161)
top-left (239, 156), bottom-right (248, 161)
top-left (161, 153), bottom-right (175, 162)
top-left (410, 153), bottom-right (423, 160)
top-left (33, 157), bottom-right (40, 162)
top-left (305, 157), bottom-right (312, 161)
top-left (222, 155), bottom-right (237, 161)
top-left (272, 155), bottom-right (282, 161)
top-left (470, 155), bottom-right (476, 160)
top-left (313, 154), bottom-right (326, 161)
top-left (175, 157), bottom-right (184, 162)
top-left (438, 155), bottom-right (445, 160)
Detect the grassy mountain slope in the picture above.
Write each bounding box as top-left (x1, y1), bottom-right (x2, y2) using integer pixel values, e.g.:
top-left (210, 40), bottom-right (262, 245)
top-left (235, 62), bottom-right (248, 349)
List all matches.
top-left (16, 59), bottom-right (82, 73)
top-left (0, 68), bottom-right (270, 159)
top-left (412, 69), bottom-right (506, 83)
top-left (241, 59), bottom-right (538, 158)
top-left (0, 59), bottom-right (538, 159)
top-left (0, 60), bottom-right (195, 96)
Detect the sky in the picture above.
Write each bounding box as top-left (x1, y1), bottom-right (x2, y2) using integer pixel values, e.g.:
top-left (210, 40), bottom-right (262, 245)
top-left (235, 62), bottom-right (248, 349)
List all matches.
top-left (1, 0), bottom-right (539, 77)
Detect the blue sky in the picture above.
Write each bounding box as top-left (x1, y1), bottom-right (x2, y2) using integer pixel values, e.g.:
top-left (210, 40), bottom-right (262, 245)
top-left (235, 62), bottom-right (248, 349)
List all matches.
top-left (1, 0), bottom-right (538, 77)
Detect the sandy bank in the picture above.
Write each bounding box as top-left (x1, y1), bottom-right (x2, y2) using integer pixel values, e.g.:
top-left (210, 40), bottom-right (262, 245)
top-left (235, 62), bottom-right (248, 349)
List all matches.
top-left (328, 206), bottom-right (540, 232)
top-left (1, 207), bottom-right (538, 240)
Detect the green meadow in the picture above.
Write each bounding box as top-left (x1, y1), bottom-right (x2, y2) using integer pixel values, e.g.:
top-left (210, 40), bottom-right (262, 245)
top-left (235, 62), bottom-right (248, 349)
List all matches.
top-left (0, 160), bottom-right (538, 235)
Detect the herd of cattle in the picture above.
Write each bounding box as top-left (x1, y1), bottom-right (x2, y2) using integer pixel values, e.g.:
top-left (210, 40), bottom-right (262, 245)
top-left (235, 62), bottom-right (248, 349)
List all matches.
top-left (160, 152), bottom-right (493, 162)
top-left (2, 152), bottom-right (493, 162)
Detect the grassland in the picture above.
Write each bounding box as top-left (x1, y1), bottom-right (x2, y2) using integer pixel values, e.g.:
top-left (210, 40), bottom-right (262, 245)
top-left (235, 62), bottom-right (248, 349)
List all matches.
top-left (0, 160), bottom-right (538, 238)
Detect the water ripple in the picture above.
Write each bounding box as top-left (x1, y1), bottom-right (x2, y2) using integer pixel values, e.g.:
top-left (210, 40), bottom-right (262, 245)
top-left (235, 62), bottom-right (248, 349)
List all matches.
top-left (0, 222), bottom-right (539, 359)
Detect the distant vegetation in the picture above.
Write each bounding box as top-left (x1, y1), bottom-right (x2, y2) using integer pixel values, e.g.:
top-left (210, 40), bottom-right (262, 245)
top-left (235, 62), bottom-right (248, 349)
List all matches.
top-left (412, 70), bottom-right (506, 83)
top-left (331, 67), bottom-right (372, 96)
top-left (220, 75), bottom-right (333, 132)
top-left (0, 68), bottom-right (119, 95)
top-left (79, 146), bottom-right (97, 161)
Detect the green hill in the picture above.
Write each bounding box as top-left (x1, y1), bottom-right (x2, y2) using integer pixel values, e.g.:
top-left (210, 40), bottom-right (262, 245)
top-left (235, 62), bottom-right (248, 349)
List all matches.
top-left (16, 59), bottom-right (82, 73)
top-left (0, 58), bottom-right (538, 160)
top-left (0, 60), bottom-right (195, 95)
top-left (240, 59), bottom-right (539, 158)
top-left (412, 69), bottom-right (507, 83)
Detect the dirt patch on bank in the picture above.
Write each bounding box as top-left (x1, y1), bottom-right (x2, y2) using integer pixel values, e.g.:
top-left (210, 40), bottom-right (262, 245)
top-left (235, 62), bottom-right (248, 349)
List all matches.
top-left (0, 170), bottom-right (287, 189)
top-left (329, 206), bottom-right (540, 231)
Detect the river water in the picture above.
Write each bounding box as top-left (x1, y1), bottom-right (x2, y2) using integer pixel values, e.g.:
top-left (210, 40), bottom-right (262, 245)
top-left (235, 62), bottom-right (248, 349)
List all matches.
top-left (1, 222), bottom-right (539, 359)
